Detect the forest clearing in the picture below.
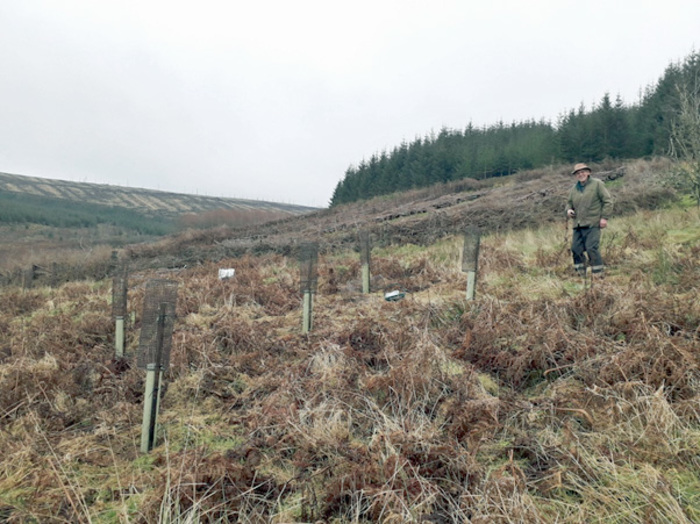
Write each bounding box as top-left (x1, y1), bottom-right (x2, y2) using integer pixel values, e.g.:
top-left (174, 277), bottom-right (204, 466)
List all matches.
top-left (1, 173), bottom-right (699, 522)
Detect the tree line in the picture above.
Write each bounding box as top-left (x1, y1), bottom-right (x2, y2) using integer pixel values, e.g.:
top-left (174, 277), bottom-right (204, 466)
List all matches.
top-left (330, 50), bottom-right (700, 206)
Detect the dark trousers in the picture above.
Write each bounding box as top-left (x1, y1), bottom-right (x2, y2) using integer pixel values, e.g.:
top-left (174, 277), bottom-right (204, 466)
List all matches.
top-left (571, 226), bottom-right (604, 273)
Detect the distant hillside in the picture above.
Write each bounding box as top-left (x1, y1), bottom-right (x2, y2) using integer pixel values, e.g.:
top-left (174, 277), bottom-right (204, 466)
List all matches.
top-left (0, 171), bottom-right (319, 271)
top-left (0, 157), bottom-right (681, 285)
top-left (121, 157), bottom-right (676, 271)
top-left (0, 171), bottom-right (317, 218)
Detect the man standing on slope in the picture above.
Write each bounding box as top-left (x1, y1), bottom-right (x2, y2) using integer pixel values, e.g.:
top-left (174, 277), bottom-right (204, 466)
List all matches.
top-left (566, 163), bottom-right (613, 277)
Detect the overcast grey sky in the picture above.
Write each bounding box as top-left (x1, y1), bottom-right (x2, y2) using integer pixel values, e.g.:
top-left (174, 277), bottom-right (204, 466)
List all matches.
top-left (1, 1), bottom-right (698, 207)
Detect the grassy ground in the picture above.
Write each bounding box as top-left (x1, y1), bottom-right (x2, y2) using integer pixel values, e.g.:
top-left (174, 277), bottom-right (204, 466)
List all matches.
top-left (0, 204), bottom-right (698, 523)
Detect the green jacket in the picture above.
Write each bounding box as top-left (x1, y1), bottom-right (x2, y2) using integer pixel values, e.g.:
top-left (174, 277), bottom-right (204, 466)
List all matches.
top-left (566, 177), bottom-right (613, 228)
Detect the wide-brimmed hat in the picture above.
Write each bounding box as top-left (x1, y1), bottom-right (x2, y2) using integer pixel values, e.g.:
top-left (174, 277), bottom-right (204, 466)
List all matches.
top-left (571, 163), bottom-right (592, 175)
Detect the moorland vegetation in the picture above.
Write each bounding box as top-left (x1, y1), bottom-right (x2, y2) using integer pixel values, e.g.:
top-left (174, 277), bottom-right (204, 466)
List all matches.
top-left (0, 159), bottom-right (698, 521)
top-left (1, 47), bottom-right (699, 523)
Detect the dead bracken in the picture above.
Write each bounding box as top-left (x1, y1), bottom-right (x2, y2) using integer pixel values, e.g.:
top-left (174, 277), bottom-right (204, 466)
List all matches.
top-left (1, 160), bottom-right (699, 522)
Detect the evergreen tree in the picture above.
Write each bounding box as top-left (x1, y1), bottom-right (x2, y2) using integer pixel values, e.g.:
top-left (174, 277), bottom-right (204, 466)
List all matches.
top-left (328, 49), bottom-right (700, 206)
top-left (609, 94), bottom-right (631, 158)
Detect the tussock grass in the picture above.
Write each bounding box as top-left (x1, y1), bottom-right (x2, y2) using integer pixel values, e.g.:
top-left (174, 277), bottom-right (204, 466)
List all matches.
top-left (1, 196), bottom-right (699, 522)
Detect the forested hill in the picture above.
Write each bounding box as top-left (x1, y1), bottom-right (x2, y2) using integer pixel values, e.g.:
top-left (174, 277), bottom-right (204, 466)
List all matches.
top-left (0, 171), bottom-right (316, 217)
top-left (0, 171), bottom-right (318, 238)
top-left (331, 50), bottom-right (700, 206)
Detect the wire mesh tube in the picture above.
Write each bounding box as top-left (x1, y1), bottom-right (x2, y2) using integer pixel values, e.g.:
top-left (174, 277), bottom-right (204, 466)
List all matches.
top-left (137, 279), bottom-right (178, 371)
top-left (138, 281), bottom-right (177, 453)
top-left (462, 226), bottom-right (481, 273)
top-left (298, 242), bottom-right (319, 294)
top-left (112, 274), bottom-right (128, 318)
top-left (463, 227), bottom-right (481, 301)
top-left (359, 230), bottom-right (371, 294)
top-left (359, 230), bottom-right (371, 267)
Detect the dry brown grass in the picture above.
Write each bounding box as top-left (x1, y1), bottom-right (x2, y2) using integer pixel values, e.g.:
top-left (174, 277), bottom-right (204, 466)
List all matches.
top-left (1, 165), bottom-right (699, 522)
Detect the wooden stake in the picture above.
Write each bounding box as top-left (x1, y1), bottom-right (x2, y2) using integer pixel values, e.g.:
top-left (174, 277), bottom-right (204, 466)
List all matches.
top-left (466, 270), bottom-right (477, 301)
top-left (362, 263), bottom-right (370, 294)
top-left (115, 317), bottom-right (125, 358)
top-left (140, 364), bottom-right (157, 453)
top-left (302, 291), bottom-right (313, 333)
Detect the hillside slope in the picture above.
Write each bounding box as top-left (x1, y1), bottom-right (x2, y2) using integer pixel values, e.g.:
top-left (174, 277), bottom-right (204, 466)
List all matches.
top-left (0, 171), bottom-right (317, 217)
top-left (0, 171), bottom-right (318, 278)
top-left (0, 185), bottom-right (698, 522)
top-left (0, 158), bottom-right (678, 288)
top-left (124, 158), bottom-right (674, 270)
